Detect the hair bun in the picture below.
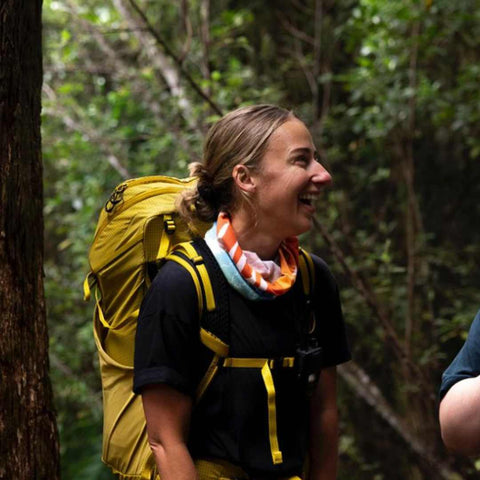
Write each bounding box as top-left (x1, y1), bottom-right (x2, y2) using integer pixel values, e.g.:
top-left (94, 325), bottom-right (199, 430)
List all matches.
top-left (197, 184), bottom-right (218, 208)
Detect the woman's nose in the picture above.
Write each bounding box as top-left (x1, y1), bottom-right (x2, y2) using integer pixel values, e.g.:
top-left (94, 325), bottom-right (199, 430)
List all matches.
top-left (311, 161), bottom-right (332, 186)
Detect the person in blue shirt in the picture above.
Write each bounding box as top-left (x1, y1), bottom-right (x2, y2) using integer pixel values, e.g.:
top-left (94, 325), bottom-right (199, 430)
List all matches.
top-left (439, 309), bottom-right (480, 455)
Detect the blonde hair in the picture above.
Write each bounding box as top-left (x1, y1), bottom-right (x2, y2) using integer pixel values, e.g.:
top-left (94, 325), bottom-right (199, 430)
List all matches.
top-left (178, 104), bottom-right (294, 225)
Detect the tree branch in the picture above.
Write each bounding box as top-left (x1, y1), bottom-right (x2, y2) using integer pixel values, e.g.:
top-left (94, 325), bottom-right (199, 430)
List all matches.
top-left (178, 0), bottom-right (193, 64)
top-left (313, 217), bottom-right (433, 393)
top-left (63, 0), bottom-right (199, 160)
top-left (126, 0), bottom-right (223, 116)
top-left (42, 84), bottom-right (132, 180)
top-left (403, 19), bottom-right (421, 358)
top-left (339, 361), bottom-right (470, 480)
top-left (112, 0), bottom-right (199, 127)
top-left (278, 12), bottom-right (315, 46)
top-left (312, 0), bottom-right (322, 122)
top-left (199, 0), bottom-right (211, 82)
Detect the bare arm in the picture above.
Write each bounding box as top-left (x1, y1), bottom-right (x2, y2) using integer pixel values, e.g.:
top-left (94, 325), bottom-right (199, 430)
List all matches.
top-left (141, 384), bottom-right (198, 480)
top-left (308, 366), bottom-right (339, 480)
top-left (439, 375), bottom-right (480, 455)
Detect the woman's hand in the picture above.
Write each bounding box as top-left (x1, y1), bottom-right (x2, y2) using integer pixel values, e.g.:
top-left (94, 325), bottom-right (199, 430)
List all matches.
top-left (308, 366), bottom-right (339, 480)
top-left (141, 384), bottom-right (198, 480)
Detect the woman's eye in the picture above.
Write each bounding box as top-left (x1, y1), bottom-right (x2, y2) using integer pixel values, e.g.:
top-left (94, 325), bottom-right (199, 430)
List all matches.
top-left (295, 156), bottom-right (309, 165)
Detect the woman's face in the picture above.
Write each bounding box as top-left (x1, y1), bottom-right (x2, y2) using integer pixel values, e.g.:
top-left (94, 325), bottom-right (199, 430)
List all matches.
top-left (248, 118), bottom-right (332, 241)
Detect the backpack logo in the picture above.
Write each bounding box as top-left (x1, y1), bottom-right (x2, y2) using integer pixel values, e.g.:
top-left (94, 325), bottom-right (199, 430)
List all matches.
top-left (105, 183), bottom-right (127, 212)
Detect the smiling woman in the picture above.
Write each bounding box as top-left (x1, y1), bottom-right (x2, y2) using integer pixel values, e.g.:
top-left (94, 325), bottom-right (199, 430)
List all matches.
top-left (133, 105), bottom-right (350, 480)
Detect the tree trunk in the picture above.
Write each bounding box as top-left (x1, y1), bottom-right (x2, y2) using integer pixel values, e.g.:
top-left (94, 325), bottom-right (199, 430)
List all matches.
top-left (0, 1), bottom-right (60, 479)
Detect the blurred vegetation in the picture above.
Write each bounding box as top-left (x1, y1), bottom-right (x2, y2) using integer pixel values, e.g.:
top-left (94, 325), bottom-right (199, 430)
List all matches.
top-left (42, 0), bottom-right (480, 478)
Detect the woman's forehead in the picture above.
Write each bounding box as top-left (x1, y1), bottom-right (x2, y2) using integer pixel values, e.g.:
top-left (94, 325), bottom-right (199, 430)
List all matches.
top-left (266, 119), bottom-right (315, 152)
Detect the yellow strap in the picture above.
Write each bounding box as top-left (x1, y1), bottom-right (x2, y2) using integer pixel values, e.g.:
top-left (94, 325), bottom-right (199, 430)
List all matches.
top-left (299, 248), bottom-right (315, 296)
top-left (223, 357), bottom-right (295, 368)
top-left (195, 261), bottom-right (215, 311)
top-left (94, 289), bottom-right (111, 329)
top-left (196, 353), bottom-right (221, 402)
top-left (200, 328), bottom-right (229, 357)
top-left (275, 357), bottom-right (295, 368)
top-left (157, 219), bottom-right (172, 259)
top-left (83, 276), bottom-right (91, 301)
top-left (221, 356), bottom-right (295, 465)
top-left (262, 361), bottom-right (283, 464)
top-left (167, 254), bottom-right (204, 315)
top-left (83, 272), bottom-right (96, 301)
top-left (222, 357), bottom-right (295, 369)
top-left (176, 242), bottom-right (216, 312)
top-left (223, 357), bottom-right (265, 368)
top-left (298, 253), bottom-right (309, 297)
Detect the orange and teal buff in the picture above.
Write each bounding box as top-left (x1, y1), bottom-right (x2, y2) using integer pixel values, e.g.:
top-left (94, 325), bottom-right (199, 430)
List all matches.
top-left (204, 212), bottom-right (299, 300)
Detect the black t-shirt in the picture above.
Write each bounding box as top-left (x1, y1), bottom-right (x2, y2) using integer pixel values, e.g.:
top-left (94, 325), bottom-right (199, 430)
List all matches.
top-left (134, 252), bottom-right (350, 478)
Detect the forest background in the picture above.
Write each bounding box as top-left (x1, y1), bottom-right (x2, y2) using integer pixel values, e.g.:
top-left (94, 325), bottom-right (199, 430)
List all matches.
top-left (41, 0), bottom-right (480, 479)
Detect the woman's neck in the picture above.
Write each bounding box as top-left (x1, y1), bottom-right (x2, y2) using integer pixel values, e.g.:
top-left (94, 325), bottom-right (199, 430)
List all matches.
top-left (230, 210), bottom-right (281, 260)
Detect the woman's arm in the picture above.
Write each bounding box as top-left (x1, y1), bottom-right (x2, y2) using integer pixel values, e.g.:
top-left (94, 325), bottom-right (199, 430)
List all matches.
top-left (439, 375), bottom-right (480, 455)
top-left (308, 366), bottom-right (339, 480)
top-left (142, 384), bottom-right (198, 480)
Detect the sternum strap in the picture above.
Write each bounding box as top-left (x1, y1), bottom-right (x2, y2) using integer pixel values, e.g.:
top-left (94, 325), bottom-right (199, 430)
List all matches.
top-left (222, 356), bottom-right (295, 465)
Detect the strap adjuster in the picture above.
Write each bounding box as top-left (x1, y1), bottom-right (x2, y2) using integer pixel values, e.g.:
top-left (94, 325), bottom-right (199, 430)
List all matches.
top-left (164, 219), bottom-right (176, 233)
top-left (191, 255), bottom-right (204, 265)
top-left (268, 357), bottom-right (295, 369)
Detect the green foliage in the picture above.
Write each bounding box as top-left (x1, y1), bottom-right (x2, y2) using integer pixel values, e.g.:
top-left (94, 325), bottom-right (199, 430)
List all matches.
top-left (43, 0), bottom-right (480, 478)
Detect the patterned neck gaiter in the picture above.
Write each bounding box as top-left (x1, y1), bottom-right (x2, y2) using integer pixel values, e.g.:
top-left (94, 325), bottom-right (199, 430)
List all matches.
top-left (204, 212), bottom-right (299, 300)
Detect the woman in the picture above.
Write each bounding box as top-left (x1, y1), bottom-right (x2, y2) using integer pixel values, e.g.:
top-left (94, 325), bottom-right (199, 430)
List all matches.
top-left (133, 105), bottom-right (350, 480)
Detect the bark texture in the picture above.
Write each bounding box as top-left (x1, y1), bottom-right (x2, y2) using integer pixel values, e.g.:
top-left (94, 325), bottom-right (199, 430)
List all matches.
top-left (0, 1), bottom-right (60, 478)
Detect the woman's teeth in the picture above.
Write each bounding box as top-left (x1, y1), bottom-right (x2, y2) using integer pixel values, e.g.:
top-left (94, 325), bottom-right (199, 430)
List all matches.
top-left (299, 193), bottom-right (316, 205)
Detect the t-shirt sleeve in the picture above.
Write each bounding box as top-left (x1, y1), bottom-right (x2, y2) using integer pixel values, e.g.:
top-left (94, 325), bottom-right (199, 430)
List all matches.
top-left (439, 310), bottom-right (480, 400)
top-left (133, 260), bottom-right (200, 397)
top-left (311, 254), bottom-right (351, 368)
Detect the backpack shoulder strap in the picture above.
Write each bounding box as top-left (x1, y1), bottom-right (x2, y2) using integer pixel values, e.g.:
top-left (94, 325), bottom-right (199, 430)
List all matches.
top-left (166, 240), bottom-right (230, 353)
top-left (193, 239), bottom-right (230, 338)
top-left (165, 250), bottom-right (204, 315)
top-left (298, 247), bottom-right (315, 297)
top-left (167, 242), bottom-right (212, 316)
top-left (167, 239), bottom-right (231, 402)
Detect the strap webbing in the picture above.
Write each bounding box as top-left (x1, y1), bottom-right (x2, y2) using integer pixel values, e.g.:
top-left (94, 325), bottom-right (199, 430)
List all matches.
top-left (95, 289), bottom-right (111, 329)
top-left (199, 328), bottom-right (229, 357)
top-left (156, 224), bottom-right (172, 260)
top-left (83, 274), bottom-right (92, 301)
top-left (195, 353), bottom-right (221, 402)
top-left (298, 248), bottom-right (314, 297)
top-left (172, 243), bottom-right (216, 312)
top-left (222, 356), bottom-right (295, 465)
top-left (167, 254), bottom-right (204, 315)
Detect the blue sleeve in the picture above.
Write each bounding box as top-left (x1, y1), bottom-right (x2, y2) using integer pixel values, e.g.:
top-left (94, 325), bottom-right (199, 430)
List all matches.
top-left (133, 260), bottom-right (200, 397)
top-left (439, 310), bottom-right (480, 400)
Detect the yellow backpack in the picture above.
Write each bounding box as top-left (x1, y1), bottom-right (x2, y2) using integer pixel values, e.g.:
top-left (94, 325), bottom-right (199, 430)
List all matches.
top-left (84, 176), bottom-right (215, 479)
top-left (84, 175), bottom-right (316, 479)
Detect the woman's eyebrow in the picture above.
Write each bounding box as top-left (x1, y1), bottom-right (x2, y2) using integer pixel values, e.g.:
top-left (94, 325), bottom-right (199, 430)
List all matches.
top-left (290, 147), bottom-right (314, 155)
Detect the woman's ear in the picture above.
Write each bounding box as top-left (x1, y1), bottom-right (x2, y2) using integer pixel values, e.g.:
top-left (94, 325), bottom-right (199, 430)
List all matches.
top-left (232, 164), bottom-right (256, 193)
